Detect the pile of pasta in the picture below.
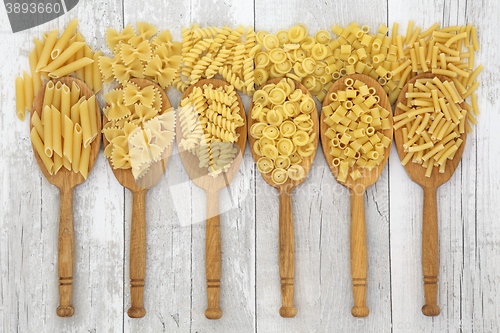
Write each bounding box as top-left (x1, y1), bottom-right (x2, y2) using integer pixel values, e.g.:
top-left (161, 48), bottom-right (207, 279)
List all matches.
top-left (395, 77), bottom-right (469, 176)
top-left (102, 80), bottom-right (175, 179)
top-left (250, 78), bottom-right (316, 185)
top-left (178, 84), bottom-right (244, 178)
top-left (15, 18), bottom-right (103, 121)
top-left (254, 22), bottom-right (482, 113)
top-left (30, 81), bottom-right (99, 179)
top-left (323, 78), bottom-right (392, 182)
top-left (99, 23), bottom-right (182, 89)
top-left (177, 25), bottom-right (258, 95)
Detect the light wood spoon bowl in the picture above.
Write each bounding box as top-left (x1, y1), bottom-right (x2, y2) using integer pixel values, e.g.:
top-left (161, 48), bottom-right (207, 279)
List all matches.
top-left (30, 77), bottom-right (101, 317)
top-left (176, 78), bottom-right (247, 320)
top-left (103, 78), bottom-right (174, 318)
top-left (394, 73), bottom-right (467, 317)
top-left (320, 74), bottom-right (393, 317)
top-left (248, 78), bottom-right (319, 318)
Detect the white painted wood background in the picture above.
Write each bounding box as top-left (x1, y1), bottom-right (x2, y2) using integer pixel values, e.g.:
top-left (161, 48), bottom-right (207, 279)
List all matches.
top-left (1, 0), bottom-right (499, 331)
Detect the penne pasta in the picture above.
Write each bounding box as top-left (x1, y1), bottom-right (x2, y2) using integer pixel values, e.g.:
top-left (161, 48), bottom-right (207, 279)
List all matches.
top-left (72, 123), bottom-right (82, 173)
top-left (79, 145), bottom-right (91, 179)
top-left (61, 84), bottom-right (71, 137)
top-left (36, 29), bottom-right (59, 72)
top-left (75, 32), bottom-right (86, 80)
top-left (28, 50), bottom-right (42, 94)
top-left (31, 112), bottom-right (44, 141)
top-left (15, 76), bottom-right (25, 121)
top-left (84, 45), bottom-right (94, 89)
top-left (87, 95), bottom-right (98, 140)
top-left (79, 100), bottom-right (92, 148)
top-left (41, 42), bottom-right (86, 73)
top-left (51, 106), bottom-right (62, 157)
top-left (51, 18), bottom-right (79, 59)
top-left (92, 51), bottom-right (102, 93)
top-left (42, 105), bottom-right (53, 157)
top-left (48, 57), bottom-right (94, 78)
top-left (63, 115), bottom-right (73, 163)
top-left (30, 128), bottom-right (54, 174)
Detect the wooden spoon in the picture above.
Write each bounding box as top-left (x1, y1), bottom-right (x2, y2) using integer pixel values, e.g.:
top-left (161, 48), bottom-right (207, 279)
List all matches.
top-left (320, 74), bottom-right (393, 317)
top-left (394, 73), bottom-right (467, 317)
top-left (176, 78), bottom-right (247, 320)
top-left (248, 78), bottom-right (319, 318)
top-left (103, 78), bottom-right (174, 318)
top-left (30, 77), bottom-right (101, 317)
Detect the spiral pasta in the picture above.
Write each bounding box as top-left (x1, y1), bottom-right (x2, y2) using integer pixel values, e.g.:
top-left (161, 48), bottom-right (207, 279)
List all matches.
top-left (179, 83), bottom-right (245, 178)
top-left (250, 78), bottom-right (316, 184)
top-left (177, 25), bottom-right (256, 96)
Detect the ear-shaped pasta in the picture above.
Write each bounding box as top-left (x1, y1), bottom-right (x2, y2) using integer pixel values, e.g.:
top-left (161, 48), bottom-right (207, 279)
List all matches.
top-left (135, 104), bottom-right (158, 123)
top-left (120, 40), bottom-right (152, 65)
top-left (123, 82), bottom-right (155, 107)
top-left (106, 25), bottom-right (136, 54)
top-left (104, 89), bottom-right (131, 121)
top-left (144, 56), bottom-right (177, 88)
top-left (113, 58), bottom-right (144, 84)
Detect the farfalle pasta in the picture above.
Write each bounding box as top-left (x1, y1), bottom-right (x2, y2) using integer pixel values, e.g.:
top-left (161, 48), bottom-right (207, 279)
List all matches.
top-left (250, 78), bottom-right (316, 184)
top-left (322, 78), bottom-right (392, 182)
top-left (103, 80), bottom-right (175, 179)
top-left (178, 25), bottom-right (259, 96)
top-left (178, 83), bottom-right (244, 178)
top-left (99, 23), bottom-right (182, 89)
top-left (30, 80), bottom-right (99, 179)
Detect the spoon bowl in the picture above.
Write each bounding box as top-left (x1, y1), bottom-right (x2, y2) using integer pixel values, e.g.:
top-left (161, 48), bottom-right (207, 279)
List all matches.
top-left (248, 77), bottom-right (319, 318)
top-left (320, 74), bottom-right (393, 317)
top-left (30, 76), bottom-right (101, 317)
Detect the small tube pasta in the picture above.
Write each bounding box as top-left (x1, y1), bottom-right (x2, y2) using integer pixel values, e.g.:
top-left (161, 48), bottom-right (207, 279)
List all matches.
top-left (79, 145), bottom-right (91, 179)
top-left (79, 100), bottom-right (92, 148)
top-left (63, 115), bottom-right (74, 162)
top-left (48, 57), bottom-right (94, 78)
top-left (51, 18), bottom-right (78, 59)
top-left (72, 123), bottom-right (83, 173)
top-left (42, 105), bottom-right (53, 157)
top-left (36, 29), bottom-right (59, 71)
top-left (51, 106), bottom-right (62, 157)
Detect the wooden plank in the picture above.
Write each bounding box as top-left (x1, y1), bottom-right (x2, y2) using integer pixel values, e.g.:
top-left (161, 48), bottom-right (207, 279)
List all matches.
top-left (254, 1), bottom-right (392, 331)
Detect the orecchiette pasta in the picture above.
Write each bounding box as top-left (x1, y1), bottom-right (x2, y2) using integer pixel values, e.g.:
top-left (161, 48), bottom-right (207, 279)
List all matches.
top-left (250, 78), bottom-right (316, 184)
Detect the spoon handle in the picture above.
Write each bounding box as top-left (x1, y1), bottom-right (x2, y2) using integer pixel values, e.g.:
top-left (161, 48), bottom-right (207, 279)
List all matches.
top-left (278, 189), bottom-right (297, 318)
top-left (422, 187), bottom-right (441, 316)
top-left (349, 188), bottom-right (369, 317)
top-left (56, 187), bottom-right (75, 317)
top-left (205, 189), bottom-right (223, 320)
top-left (127, 190), bottom-right (148, 318)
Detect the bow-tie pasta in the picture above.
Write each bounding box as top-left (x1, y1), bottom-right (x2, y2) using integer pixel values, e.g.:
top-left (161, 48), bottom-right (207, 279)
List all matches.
top-left (103, 80), bottom-right (175, 179)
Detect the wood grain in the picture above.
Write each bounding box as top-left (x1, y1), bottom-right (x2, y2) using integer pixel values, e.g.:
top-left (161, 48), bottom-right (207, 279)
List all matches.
top-left (176, 78), bottom-right (247, 320)
top-left (30, 77), bottom-right (102, 317)
top-left (103, 78), bottom-right (174, 318)
top-left (320, 74), bottom-right (393, 317)
top-left (393, 73), bottom-right (467, 317)
top-left (248, 78), bottom-right (319, 318)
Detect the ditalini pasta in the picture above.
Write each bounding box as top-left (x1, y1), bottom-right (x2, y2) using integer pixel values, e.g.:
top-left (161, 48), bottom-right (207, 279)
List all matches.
top-left (99, 23), bottom-right (182, 90)
top-left (15, 19), bottom-right (104, 121)
top-left (250, 78), bottom-right (316, 184)
top-left (322, 79), bottom-right (392, 182)
top-left (395, 77), bottom-right (466, 176)
top-left (178, 83), bottom-right (244, 177)
top-left (30, 81), bottom-right (99, 179)
top-left (102, 80), bottom-right (176, 180)
top-left (177, 25), bottom-right (258, 96)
